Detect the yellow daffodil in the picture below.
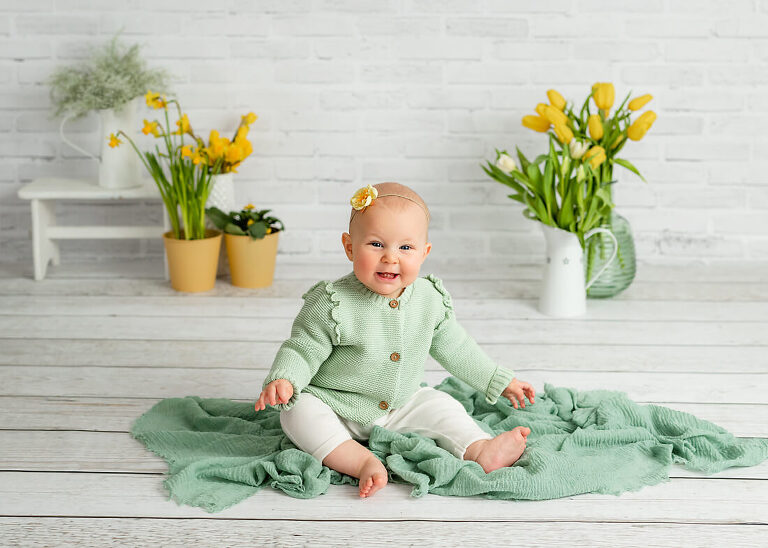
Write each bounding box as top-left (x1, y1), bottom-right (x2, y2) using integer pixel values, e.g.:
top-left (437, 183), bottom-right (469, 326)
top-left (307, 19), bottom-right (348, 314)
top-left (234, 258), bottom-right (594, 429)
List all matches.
top-left (144, 90), bottom-right (166, 109)
top-left (592, 82), bottom-right (615, 111)
top-left (225, 143), bottom-right (243, 164)
top-left (145, 90), bottom-right (160, 107)
top-left (191, 149), bottom-right (206, 165)
top-left (553, 121), bottom-right (574, 144)
top-left (584, 145), bottom-right (607, 168)
top-left (142, 119), bottom-right (161, 137)
top-left (350, 184), bottom-right (378, 210)
top-left (266, 227), bottom-right (272, 234)
top-left (628, 94), bottom-right (653, 111)
top-left (547, 89), bottom-right (566, 111)
top-left (174, 113), bottom-right (191, 135)
top-left (244, 204), bottom-right (255, 210)
top-left (108, 133), bottom-right (122, 148)
top-left (181, 145), bottom-right (193, 158)
top-left (522, 114), bottom-right (551, 132)
top-left (235, 125), bottom-right (249, 142)
top-left (247, 219), bottom-right (255, 226)
top-left (588, 114), bottom-right (604, 140)
top-left (627, 111), bottom-right (657, 141)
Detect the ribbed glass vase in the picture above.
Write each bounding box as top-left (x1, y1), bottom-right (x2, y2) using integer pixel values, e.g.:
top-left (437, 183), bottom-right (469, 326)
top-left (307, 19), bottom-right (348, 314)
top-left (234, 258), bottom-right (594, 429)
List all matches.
top-left (584, 211), bottom-right (636, 298)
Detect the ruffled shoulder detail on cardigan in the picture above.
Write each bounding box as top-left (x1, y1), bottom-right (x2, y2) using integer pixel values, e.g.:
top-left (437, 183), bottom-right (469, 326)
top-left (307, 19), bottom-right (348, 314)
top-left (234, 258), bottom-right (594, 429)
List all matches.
top-left (301, 280), bottom-right (342, 345)
top-left (324, 281), bottom-right (342, 345)
top-left (424, 273), bottom-right (454, 330)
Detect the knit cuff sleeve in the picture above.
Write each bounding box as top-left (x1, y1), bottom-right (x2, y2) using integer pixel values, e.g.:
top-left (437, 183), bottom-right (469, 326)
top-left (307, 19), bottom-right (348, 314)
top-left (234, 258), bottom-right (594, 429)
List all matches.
top-left (260, 280), bottom-right (336, 410)
top-left (484, 365), bottom-right (516, 405)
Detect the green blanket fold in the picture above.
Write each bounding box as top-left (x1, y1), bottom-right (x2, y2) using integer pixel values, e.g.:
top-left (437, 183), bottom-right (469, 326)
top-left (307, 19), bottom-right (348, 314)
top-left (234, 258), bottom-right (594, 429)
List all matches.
top-left (131, 377), bottom-right (768, 513)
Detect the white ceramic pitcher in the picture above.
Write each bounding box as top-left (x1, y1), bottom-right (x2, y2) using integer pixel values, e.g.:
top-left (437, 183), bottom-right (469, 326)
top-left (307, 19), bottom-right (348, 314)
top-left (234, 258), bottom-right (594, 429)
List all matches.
top-left (59, 98), bottom-right (142, 189)
top-left (539, 222), bottom-right (618, 318)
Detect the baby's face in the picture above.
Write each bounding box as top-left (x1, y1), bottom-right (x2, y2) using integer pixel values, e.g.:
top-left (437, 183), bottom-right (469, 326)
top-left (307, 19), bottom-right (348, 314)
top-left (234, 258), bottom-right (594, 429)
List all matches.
top-left (342, 202), bottom-right (431, 300)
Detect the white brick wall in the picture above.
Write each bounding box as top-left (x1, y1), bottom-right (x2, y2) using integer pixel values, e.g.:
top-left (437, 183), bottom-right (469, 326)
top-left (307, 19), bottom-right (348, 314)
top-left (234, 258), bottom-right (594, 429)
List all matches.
top-left (2, 0), bottom-right (767, 266)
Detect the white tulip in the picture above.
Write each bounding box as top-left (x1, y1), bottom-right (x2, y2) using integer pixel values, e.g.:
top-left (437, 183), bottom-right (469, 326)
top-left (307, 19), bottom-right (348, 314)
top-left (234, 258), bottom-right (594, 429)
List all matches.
top-left (569, 140), bottom-right (589, 160)
top-left (495, 153), bottom-right (518, 175)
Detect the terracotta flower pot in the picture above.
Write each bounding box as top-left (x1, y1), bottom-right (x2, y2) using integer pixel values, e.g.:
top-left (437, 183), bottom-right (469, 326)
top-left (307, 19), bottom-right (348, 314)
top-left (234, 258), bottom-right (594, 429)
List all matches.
top-left (162, 229), bottom-right (222, 293)
top-left (224, 231), bottom-right (279, 288)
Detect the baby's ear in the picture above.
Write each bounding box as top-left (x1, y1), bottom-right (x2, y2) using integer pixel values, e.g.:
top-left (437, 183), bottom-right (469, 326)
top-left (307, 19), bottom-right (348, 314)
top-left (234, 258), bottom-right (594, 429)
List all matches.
top-left (341, 232), bottom-right (354, 260)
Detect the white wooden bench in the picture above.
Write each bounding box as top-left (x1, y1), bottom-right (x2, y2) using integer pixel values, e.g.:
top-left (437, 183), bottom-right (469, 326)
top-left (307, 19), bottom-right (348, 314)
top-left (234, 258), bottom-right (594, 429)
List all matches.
top-left (17, 178), bottom-right (170, 281)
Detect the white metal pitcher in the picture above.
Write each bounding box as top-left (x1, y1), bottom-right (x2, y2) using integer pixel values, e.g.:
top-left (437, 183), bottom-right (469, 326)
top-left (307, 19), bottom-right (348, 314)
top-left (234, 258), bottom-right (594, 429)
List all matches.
top-left (59, 98), bottom-right (142, 189)
top-left (539, 222), bottom-right (618, 318)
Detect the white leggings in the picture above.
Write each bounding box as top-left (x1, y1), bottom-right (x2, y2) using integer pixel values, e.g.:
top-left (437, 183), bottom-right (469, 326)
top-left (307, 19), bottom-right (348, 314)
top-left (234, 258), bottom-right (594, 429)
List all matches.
top-left (279, 386), bottom-right (493, 463)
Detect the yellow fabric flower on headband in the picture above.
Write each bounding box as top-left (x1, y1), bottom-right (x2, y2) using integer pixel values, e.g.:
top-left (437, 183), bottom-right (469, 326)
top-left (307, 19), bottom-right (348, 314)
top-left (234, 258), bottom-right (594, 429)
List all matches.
top-left (350, 184), bottom-right (378, 211)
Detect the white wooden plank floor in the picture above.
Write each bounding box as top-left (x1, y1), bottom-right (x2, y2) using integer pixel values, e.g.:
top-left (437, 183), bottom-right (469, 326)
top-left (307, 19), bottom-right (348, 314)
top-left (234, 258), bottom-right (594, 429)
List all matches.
top-left (0, 258), bottom-right (766, 547)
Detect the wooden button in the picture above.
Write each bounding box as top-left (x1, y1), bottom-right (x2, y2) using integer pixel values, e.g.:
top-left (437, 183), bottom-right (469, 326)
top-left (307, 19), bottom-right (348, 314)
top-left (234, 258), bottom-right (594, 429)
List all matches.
top-left (390, 352), bottom-right (400, 362)
top-left (389, 299), bottom-right (399, 308)
top-left (379, 401), bottom-right (389, 410)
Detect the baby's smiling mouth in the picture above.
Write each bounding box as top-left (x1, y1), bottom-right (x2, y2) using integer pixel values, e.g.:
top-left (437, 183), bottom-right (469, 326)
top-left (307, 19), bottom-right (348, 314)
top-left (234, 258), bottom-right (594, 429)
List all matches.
top-left (377, 272), bottom-right (399, 280)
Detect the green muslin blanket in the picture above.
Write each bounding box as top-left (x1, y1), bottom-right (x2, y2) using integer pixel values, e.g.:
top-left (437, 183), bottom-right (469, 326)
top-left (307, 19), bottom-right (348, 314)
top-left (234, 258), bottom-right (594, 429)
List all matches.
top-left (131, 377), bottom-right (768, 513)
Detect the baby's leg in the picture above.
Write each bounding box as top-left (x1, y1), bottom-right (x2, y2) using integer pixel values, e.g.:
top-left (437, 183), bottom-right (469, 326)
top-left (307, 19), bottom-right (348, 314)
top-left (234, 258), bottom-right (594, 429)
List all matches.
top-left (323, 440), bottom-right (388, 498)
top-left (384, 387), bottom-right (530, 472)
top-left (279, 392), bottom-right (388, 498)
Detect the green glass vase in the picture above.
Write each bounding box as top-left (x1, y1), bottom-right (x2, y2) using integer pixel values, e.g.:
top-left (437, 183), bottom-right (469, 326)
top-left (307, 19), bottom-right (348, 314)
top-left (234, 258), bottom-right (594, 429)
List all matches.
top-left (584, 211), bottom-right (636, 298)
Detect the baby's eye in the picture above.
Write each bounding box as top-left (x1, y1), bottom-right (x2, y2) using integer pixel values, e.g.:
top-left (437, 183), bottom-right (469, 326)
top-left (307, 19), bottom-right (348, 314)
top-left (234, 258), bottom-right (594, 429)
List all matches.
top-left (401, 245), bottom-right (412, 250)
top-left (370, 242), bottom-right (382, 248)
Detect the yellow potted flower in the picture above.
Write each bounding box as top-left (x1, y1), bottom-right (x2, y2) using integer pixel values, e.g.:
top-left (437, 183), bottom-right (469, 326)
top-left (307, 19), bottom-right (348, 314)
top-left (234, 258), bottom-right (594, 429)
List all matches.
top-left (110, 91), bottom-right (256, 292)
top-left (205, 204), bottom-right (284, 288)
top-left (499, 82), bottom-right (657, 298)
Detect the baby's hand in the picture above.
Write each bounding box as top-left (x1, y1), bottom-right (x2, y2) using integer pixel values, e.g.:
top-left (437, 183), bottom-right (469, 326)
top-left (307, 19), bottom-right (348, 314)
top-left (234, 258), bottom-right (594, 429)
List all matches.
top-left (255, 379), bottom-right (294, 411)
top-left (501, 378), bottom-right (535, 409)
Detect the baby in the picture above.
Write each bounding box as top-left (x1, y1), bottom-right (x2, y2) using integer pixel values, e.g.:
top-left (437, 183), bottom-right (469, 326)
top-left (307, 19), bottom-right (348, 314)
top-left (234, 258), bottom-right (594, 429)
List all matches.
top-left (256, 182), bottom-right (535, 498)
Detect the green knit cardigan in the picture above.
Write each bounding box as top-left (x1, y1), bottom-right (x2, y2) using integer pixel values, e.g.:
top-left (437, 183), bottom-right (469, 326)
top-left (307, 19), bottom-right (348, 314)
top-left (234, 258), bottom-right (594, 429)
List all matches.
top-left (263, 271), bottom-right (515, 425)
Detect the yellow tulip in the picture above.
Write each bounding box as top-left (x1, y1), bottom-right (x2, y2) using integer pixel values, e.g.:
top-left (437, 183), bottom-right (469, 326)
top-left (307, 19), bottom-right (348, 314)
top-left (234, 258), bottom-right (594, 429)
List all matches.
top-left (588, 114), bottom-right (603, 140)
top-left (627, 110), bottom-right (657, 141)
top-left (611, 134), bottom-right (625, 149)
top-left (592, 82), bottom-right (615, 111)
top-left (522, 115), bottom-right (551, 132)
top-left (547, 89), bottom-right (566, 111)
top-left (535, 103), bottom-right (548, 117)
top-left (584, 145), bottom-right (606, 168)
top-left (553, 121), bottom-right (574, 144)
top-left (108, 133), bottom-right (122, 148)
top-left (628, 94), bottom-right (653, 111)
top-left (543, 105), bottom-right (568, 126)
top-left (244, 112), bottom-right (258, 125)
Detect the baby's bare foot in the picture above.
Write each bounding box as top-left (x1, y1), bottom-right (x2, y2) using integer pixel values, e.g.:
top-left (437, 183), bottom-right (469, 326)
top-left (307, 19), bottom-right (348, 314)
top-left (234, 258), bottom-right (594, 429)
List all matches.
top-left (357, 455), bottom-right (388, 498)
top-left (467, 426), bottom-right (531, 473)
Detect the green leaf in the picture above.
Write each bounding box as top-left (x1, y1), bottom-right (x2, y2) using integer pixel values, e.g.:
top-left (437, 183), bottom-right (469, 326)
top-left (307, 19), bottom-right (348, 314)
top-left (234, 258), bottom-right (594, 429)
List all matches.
top-left (613, 157), bottom-right (647, 182)
top-left (225, 222), bottom-right (247, 235)
top-left (515, 146), bottom-right (531, 172)
top-left (248, 222), bottom-right (268, 239)
top-left (204, 206), bottom-right (230, 230)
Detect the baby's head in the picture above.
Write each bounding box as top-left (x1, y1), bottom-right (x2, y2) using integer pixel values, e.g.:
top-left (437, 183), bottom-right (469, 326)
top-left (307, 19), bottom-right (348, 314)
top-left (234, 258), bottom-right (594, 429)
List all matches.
top-left (341, 182), bottom-right (432, 300)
